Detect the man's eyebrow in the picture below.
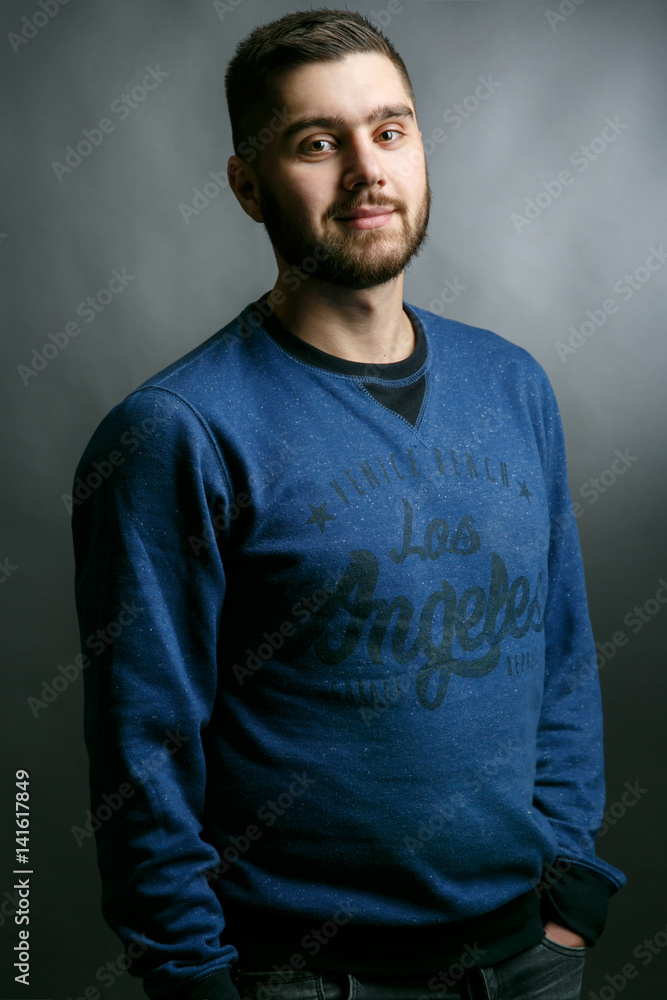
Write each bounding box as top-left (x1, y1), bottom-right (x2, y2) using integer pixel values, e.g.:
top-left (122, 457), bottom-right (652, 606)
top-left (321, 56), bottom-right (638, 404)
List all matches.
top-left (279, 103), bottom-right (415, 144)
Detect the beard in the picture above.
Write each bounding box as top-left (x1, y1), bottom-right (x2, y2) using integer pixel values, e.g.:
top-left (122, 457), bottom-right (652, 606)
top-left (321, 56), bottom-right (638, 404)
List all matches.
top-left (257, 165), bottom-right (432, 290)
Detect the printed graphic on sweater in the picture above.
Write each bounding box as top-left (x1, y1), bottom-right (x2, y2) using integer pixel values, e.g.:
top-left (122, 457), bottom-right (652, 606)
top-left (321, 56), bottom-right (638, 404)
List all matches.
top-left (277, 495), bottom-right (545, 710)
top-left (308, 444), bottom-right (529, 531)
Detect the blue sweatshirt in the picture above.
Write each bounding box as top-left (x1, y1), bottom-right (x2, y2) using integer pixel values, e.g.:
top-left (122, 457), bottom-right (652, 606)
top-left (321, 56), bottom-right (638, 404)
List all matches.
top-left (71, 291), bottom-right (626, 1000)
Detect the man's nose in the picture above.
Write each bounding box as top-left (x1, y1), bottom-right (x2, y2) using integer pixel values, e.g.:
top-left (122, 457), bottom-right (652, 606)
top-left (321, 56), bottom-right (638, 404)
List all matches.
top-left (340, 136), bottom-right (388, 190)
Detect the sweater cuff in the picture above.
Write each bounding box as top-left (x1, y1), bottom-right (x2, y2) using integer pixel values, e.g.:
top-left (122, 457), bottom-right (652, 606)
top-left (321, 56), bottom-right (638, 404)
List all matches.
top-left (147, 968), bottom-right (240, 1000)
top-left (538, 861), bottom-right (615, 946)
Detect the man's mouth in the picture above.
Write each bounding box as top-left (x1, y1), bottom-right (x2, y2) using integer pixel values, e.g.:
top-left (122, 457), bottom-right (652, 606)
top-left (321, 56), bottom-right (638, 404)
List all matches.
top-left (335, 207), bottom-right (396, 229)
top-left (336, 206), bottom-right (395, 219)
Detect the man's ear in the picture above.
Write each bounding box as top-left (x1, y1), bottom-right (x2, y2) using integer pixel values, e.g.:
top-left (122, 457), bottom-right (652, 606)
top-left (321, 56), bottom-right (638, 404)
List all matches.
top-left (227, 155), bottom-right (264, 223)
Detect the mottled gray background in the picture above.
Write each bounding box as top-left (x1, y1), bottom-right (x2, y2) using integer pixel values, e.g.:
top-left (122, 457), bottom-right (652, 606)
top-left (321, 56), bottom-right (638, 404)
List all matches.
top-left (1, 0), bottom-right (665, 997)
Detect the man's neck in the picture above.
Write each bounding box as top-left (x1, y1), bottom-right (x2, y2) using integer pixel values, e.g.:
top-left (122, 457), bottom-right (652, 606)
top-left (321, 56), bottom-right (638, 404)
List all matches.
top-left (268, 275), bottom-right (415, 364)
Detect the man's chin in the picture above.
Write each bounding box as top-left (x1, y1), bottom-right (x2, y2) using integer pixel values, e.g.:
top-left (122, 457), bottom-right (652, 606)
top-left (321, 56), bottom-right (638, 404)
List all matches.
top-left (305, 256), bottom-right (406, 290)
top-left (267, 220), bottom-right (427, 290)
top-left (306, 239), bottom-right (412, 288)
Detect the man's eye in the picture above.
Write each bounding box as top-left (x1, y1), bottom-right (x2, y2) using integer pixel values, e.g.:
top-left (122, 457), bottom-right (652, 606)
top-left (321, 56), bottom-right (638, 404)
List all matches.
top-left (303, 139), bottom-right (336, 154)
top-left (302, 130), bottom-right (403, 154)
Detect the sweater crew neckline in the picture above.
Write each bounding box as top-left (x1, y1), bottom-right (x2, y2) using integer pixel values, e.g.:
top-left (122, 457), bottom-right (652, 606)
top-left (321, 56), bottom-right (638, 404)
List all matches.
top-left (252, 290), bottom-right (427, 380)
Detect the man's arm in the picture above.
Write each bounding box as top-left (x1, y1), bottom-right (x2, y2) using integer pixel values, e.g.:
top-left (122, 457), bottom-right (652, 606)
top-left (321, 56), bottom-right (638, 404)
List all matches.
top-left (72, 387), bottom-right (241, 1000)
top-left (530, 370), bottom-right (626, 946)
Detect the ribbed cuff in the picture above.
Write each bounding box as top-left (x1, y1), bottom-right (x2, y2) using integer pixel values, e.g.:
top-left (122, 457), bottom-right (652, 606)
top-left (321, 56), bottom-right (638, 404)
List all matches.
top-left (148, 967), bottom-right (240, 1000)
top-left (538, 860), bottom-right (615, 946)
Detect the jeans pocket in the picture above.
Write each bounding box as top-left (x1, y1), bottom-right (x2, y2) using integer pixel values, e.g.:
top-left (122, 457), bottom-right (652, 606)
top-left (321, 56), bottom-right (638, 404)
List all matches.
top-left (490, 939), bottom-right (586, 1000)
top-left (539, 934), bottom-right (587, 958)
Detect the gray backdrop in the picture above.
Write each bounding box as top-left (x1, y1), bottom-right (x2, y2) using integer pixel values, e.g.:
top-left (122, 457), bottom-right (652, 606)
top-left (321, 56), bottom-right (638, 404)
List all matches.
top-left (2, 0), bottom-right (665, 997)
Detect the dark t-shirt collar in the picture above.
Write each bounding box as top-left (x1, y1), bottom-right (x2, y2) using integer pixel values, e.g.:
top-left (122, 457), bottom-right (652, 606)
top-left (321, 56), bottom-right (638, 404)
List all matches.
top-left (253, 290), bottom-right (427, 380)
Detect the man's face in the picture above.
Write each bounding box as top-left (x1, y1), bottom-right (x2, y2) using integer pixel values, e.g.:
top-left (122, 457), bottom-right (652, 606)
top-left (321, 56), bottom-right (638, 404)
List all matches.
top-left (251, 52), bottom-right (431, 290)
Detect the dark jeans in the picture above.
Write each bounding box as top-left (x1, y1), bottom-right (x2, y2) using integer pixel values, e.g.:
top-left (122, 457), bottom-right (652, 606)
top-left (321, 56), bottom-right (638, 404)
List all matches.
top-left (230, 934), bottom-right (586, 1000)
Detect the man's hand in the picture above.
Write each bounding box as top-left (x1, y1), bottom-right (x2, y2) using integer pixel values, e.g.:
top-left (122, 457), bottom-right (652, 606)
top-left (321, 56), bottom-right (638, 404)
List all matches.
top-left (543, 920), bottom-right (586, 948)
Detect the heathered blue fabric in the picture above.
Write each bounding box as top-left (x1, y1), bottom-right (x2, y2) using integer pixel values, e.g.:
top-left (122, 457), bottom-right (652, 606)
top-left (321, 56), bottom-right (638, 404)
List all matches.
top-left (71, 296), bottom-right (626, 998)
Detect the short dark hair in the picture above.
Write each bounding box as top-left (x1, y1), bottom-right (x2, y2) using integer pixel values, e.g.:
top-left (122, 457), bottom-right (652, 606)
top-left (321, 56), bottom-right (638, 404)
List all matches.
top-left (224, 8), bottom-right (417, 163)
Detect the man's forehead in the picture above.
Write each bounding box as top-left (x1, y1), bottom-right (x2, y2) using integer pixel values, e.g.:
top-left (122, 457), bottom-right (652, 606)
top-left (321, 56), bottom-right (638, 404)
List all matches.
top-left (273, 51), bottom-right (411, 115)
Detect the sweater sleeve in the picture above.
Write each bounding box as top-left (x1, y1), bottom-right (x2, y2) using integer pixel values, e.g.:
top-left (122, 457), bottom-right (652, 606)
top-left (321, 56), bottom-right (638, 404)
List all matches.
top-left (531, 370), bottom-right (626, 945)
top-left (71, 386), bottom-right (242, 1000)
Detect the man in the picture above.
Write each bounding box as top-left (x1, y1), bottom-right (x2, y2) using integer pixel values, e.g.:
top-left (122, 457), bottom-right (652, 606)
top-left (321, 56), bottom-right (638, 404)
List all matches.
top-left (71, 10), bottom-right (625, 1000)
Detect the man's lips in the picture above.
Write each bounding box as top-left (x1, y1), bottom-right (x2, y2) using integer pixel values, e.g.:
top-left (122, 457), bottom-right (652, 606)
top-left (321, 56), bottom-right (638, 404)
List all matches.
top-left (334, 207), bottom-right (396, 229)
top-left (336, 207), bottom-right (395, 219)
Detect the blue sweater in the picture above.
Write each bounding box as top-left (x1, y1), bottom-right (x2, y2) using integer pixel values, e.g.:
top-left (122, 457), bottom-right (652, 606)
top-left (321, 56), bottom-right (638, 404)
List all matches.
top-left (71, 292), bottom-right (626, 1000)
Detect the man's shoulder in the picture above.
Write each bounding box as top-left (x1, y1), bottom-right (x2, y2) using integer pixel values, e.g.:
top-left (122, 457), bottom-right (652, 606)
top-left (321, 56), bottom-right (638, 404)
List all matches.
top-left (408, 302), bottom-right (558, 416)
top-left (408, 301), bottom-right (547, 375)
top-left (132, 299), bottom-right (262, 398)
top-left (74, 299), bottom-right (263, 471)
